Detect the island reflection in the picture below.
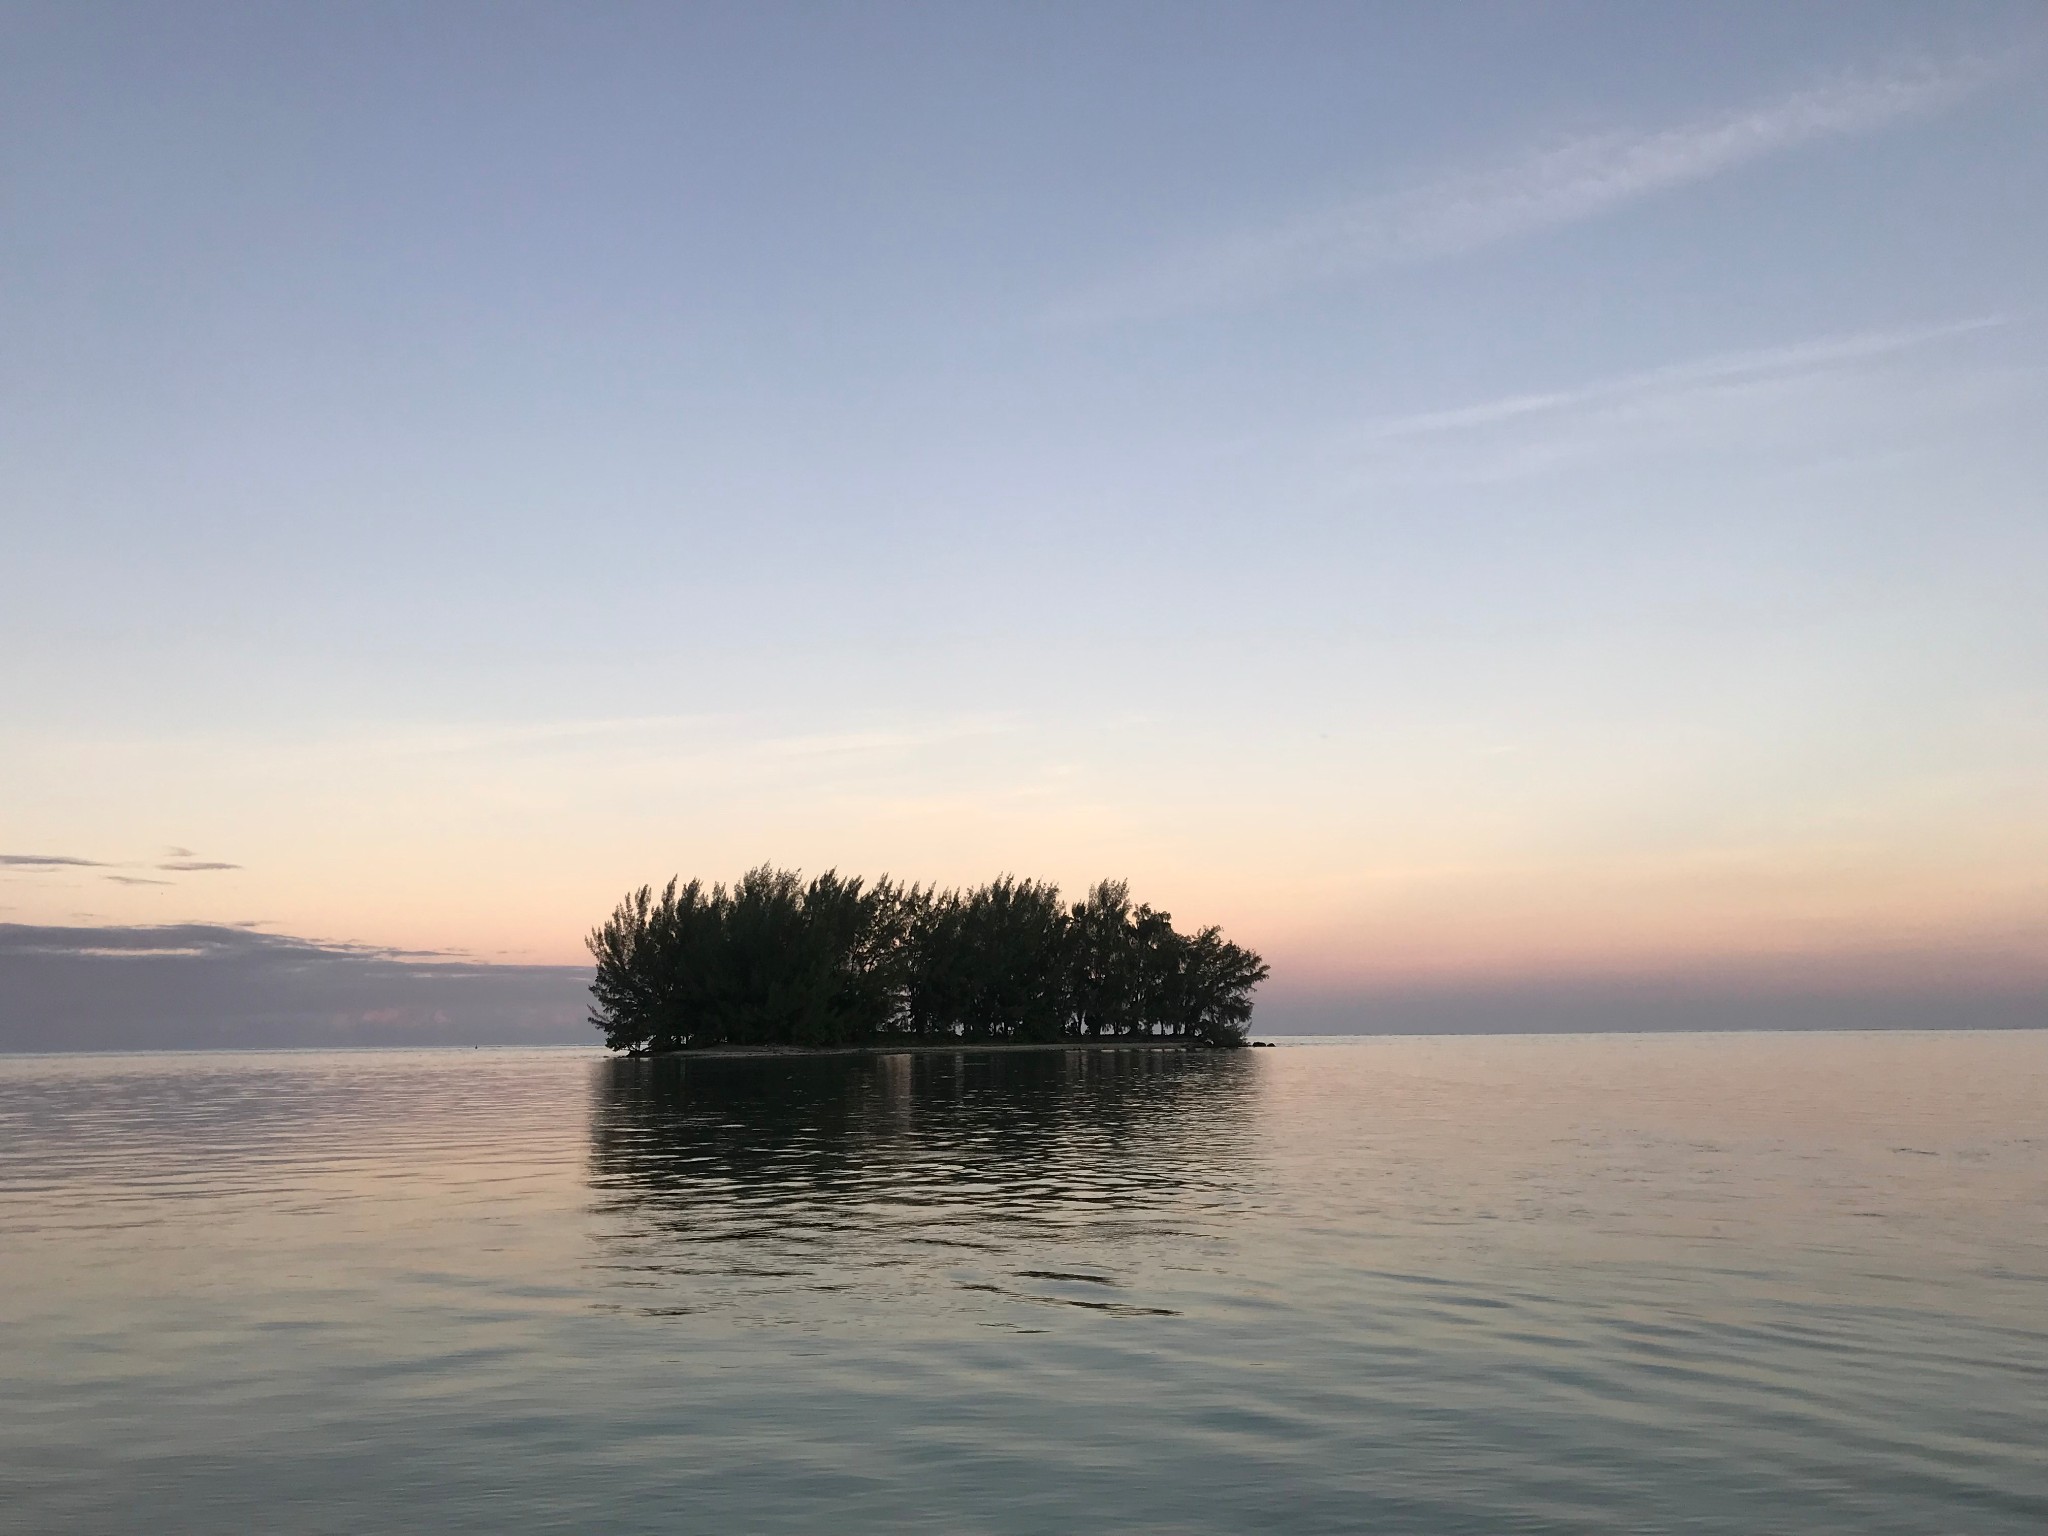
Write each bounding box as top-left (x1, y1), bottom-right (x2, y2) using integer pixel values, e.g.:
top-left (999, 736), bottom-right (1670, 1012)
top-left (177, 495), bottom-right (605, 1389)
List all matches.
top-left (585, 1048), bottom-right (1261, 1323)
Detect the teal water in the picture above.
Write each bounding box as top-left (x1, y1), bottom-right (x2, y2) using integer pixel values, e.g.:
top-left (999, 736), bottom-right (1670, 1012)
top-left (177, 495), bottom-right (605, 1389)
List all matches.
top-left (2, 1033), bottom-right (2044, 1533)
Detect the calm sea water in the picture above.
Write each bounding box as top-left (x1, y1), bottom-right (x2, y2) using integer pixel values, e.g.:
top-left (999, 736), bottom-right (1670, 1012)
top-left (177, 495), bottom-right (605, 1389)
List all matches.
top-left (2, 1033), bottom-right (2044, 1533)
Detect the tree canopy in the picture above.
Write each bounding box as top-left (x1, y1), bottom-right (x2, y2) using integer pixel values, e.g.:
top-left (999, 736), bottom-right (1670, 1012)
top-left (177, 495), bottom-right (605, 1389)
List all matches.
top-left (587, 868), bottom-right (1268, 1053)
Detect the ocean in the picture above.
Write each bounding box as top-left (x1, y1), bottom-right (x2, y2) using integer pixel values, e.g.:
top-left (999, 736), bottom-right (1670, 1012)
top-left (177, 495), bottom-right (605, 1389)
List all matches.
top-left (2, 1032), bottom-right (2043, 1533)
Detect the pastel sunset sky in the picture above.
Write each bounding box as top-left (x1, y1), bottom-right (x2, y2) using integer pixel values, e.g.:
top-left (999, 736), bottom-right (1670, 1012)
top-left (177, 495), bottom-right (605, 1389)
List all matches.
top-left (5, 2), bottom-right (2045, 1021)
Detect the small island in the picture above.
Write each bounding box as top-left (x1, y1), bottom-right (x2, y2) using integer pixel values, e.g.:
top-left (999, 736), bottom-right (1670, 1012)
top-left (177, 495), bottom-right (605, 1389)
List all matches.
top-left (588, 867), bottom-right (1268, 1054)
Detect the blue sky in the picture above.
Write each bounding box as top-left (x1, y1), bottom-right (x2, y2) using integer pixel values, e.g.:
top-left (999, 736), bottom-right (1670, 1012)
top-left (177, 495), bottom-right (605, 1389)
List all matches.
top-left (3, 2), bottom-right (2044, 1014)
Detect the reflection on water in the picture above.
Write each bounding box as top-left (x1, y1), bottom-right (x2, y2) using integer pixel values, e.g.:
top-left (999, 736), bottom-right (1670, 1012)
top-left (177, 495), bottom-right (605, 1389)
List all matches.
top-left (2, 1034), bottom-right (2046, 1535)
top-left (588, 1049), bottom-right (1258, 1324)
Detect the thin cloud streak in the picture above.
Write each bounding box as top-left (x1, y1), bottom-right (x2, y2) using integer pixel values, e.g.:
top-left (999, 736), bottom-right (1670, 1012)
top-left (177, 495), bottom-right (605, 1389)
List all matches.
top-left (1060, 59), bottom-right (1990, 322)
top-left (1330, 315), bottom-right (2035, 488)
top-left (1353, 317), bottom-right (2007, 444)
top-left (4, 850), bottom-right (243, 877)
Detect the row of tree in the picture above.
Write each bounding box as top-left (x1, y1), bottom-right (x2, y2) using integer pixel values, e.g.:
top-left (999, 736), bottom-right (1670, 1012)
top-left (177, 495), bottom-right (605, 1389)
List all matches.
top-left (587, 867), bottom-right (1268, 1053)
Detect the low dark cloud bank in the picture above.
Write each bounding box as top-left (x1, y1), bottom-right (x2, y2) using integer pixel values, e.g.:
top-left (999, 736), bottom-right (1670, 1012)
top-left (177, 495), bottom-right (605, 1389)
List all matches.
top-left (1258, 973), bottom-right (2048, 1034)
top-left (0, 924), bottom-right (590, 1051)
top-left (3, 923), bottom-right (2040, 1051)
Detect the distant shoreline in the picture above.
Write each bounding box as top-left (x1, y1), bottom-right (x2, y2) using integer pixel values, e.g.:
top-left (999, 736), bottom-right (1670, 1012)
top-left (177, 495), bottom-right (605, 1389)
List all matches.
top-left (625, 1039), bottom-right (1268, 1061)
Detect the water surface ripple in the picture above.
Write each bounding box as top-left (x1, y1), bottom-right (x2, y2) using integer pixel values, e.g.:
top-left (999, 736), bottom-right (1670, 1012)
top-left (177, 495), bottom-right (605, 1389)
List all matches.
top-left (2, 1033), bottom-right (2044, 1533)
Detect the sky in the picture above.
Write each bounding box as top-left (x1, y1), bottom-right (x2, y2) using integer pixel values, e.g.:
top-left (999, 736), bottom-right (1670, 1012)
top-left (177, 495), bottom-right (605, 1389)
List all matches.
top-left (3, 2), bottom-right (2046, 1037)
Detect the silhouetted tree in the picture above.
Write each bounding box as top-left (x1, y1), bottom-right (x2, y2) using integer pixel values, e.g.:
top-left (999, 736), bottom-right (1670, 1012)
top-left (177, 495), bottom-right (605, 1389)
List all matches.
top-left (586, 867), bottom-right (1266, 1052)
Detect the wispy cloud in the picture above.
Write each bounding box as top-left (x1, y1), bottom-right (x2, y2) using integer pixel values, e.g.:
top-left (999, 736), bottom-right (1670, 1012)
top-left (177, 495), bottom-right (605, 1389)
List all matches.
top-left (3, 850), bottom-right (243, 876)
top-left (1059, 59), bottom-right (1990, 322)
top-left (104, 875), bottom-right (174, 887)
top-left (1338, 316), bottom-right (2021, 486)
top-left (1356, 317), bottom-right (2006, 444)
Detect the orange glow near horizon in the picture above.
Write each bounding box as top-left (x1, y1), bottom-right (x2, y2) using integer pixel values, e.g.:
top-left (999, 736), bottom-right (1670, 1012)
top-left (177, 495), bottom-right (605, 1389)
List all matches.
top-left (6, 692), bottom-right (2045, 993)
